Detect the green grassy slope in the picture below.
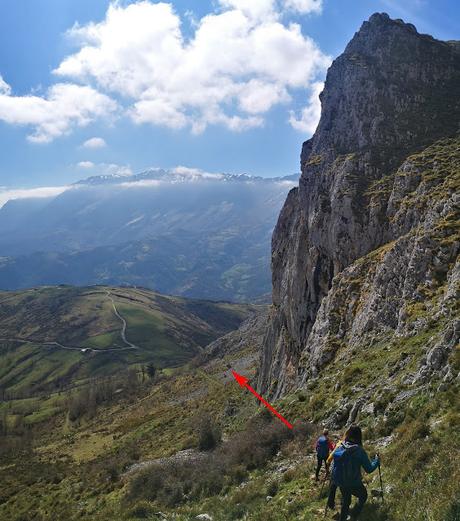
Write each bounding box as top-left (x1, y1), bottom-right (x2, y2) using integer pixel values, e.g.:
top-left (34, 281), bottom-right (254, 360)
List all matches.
top-left (0, 286), bottom-right (256, 396)
top-left (0, 309), bottom-right (458, 521)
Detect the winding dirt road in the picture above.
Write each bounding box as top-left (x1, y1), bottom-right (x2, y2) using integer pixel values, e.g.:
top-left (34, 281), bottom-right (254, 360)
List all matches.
top-left (0, 290), bottom-right (139, 354)
top-left (104, 290), bottom-right (138, 350)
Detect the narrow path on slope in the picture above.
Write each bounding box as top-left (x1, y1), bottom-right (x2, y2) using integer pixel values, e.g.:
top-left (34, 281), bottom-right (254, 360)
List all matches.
top-left (104, 289), bottom-right (139, 350)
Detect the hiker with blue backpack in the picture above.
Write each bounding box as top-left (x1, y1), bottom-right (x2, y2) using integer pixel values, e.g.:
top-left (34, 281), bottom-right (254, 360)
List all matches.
top-left (325, 432), bottom-right (345, 512)
top-left (331, 424), bottom-right (380, 520)
top-left (315, 429), bottom-right (334, 481)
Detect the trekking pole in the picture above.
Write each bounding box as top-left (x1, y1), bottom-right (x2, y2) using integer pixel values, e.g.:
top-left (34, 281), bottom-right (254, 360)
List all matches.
top-left (318, 475), bottom-right (326, 499)
top-left (377, 453), bottom-right (384, 503)
top-left (323, 476), bottom-right (331, 518)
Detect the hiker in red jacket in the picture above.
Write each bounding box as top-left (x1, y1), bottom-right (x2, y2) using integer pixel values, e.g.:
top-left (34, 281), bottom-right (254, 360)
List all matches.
top-left (315, 429), bottom-right (335, 481)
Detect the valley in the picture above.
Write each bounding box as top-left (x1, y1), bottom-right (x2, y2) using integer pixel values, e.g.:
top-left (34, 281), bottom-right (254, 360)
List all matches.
top-left (0, 286), bottom-right (257, 397)
top-left (0, 172), bottom-right (297, 302)
top-left (0, 8), bottom-right (459, 521)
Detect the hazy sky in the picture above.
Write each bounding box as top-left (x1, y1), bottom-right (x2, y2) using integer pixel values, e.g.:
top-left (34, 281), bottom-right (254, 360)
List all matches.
top-left (0, 0), bottom-right (458, 188)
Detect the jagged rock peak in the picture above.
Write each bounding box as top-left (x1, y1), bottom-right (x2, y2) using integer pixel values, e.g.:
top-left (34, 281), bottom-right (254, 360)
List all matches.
top-left (258, 13), bottom-right (460, 399)
top-left (302, 12), bottom-right (460, 169)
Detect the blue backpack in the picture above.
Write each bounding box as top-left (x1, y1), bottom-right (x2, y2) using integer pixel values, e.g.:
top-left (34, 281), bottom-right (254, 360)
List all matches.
top-left (316, 436), bottom-right (329, 459)
top-left (332, 443), bottom-right (359, 487)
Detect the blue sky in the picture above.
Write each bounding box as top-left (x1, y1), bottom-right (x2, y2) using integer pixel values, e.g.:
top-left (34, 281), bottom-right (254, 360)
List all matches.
top-left (0, 0), bottom-right (458, 190)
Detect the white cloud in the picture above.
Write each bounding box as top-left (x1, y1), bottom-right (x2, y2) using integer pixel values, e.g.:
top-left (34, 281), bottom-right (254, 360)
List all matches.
top-left (53, 0), bottom-right (330, 134)
top-left (119, 179), bottom-right (163, 188)
top-left (119, 165), bottom-right (223, 187)
top-left (218, 0), bottom-right (322, 19)
top-left (0, 1), bottom-right (327, 141)
top-left (172, 166), bottom-right (223, 179)
top-left (0, 186), bottom-right (70, 208)
top-left (0, 81), bottom-right (117, 143)
top-left (283, 0), bottom-right (322, 14)
top-left (102, 163), bottom-right (133, 177)
top-left (218, 0), bottom-right (277, 21)
top-left (82, 137), bottom-right (107, 148)
top-left (77, 162), bottom-right (132, 177)
top-left (77, 161), bottom-right (95, 168)
top-left (0, 75), bottom-right (11, 95)
top-left (289, 80), bottom-right (323, 133)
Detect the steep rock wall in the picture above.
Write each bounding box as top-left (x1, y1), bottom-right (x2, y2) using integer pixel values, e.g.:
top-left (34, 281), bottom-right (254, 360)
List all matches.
top-left (259, 13), bottom-right (460, 398)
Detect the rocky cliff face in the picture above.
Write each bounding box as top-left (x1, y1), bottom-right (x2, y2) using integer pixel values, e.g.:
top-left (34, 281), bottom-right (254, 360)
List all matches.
top-left (258, 13), bottom-right (460, 400)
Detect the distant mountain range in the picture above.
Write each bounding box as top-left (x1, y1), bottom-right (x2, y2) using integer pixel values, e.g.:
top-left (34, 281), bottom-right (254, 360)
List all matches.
top-left (0, 169), bottom-right (298, 301)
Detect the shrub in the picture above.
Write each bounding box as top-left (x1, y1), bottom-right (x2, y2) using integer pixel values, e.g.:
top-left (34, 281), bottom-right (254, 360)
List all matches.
top-left (297, 392), bottom-right (307, 402)
top-left (129, 501), bottom-right (156, 519)
top-left (229, 503), bottom-right (247, 520)
top-left (445, 498), bottom-right (460, 521)
top-left (194, 413), bottom-right (222, 451)
top-left (266, 480), bottom-right (279, 497)
top-left (157, 479), bottom-right (183, 507)
top-left (128, 465), bottom-right (165, 502)
top-left (127, 412), bottom-right (294, 508)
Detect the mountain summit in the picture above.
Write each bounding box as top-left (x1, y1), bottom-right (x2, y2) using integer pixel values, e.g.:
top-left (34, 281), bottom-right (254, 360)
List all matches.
top-left (259, 13), bottom-right (460, 397)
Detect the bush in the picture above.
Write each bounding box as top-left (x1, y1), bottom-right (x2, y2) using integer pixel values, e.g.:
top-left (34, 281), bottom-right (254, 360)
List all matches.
top-left (445, 498), bottom-right (460, 521)
top-left (127, 412), bottom-right (294, 508)
top-left (194, 413), bottom-right (222, 451)
top-left (128, 465), bottom-right (165, 502)
top-left (128, 501), bottom-right (156, 519)
top-left (229, 503), bottom-right (247, 520)
top-left (266, 480), bottom-right (279, 497)
top-left (222, 415), bottom-right (293, 470)
top-left (157, 479), bottom-right (184, 507)
top-left (292, 420), bottom-right (315, 440)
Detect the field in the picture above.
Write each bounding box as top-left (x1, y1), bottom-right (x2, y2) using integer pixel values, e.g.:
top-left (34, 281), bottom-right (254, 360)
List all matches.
top-left (0, 286), bottom-right (458, 521)
top-left (0, 285), bottom-right (256, 397)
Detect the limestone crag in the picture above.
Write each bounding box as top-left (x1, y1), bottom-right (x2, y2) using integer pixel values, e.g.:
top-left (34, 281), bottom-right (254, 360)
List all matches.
top-left (258, 13), bottom-right (460, 399)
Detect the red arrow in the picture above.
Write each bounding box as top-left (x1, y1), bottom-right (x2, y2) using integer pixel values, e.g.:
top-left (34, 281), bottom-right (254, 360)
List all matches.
top-left (231, 370), bottom-right (293, 429)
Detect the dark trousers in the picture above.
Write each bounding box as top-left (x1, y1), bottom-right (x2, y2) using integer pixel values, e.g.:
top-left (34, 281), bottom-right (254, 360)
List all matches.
top-left (339, 483), bottom-right (368, 520)
top-left (315, 455), bottom-right (329, 479)
top-left (327, 482), bottom-right (337, 508)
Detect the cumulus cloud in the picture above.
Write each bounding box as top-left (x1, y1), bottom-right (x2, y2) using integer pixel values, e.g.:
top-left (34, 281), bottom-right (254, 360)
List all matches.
top-left (77, 161), bottom-right (95, 168)
top-left (0, 75), bottom-right (11, 95)
top-left (219, 0), bottom-right (322, 19)
top-left (54, 0), bottom-right (330, 134)
top-left (289, 80), bottom-right (323, 134)
top-left (218, 0), bottom-right (277, 21)
top-left (283, 0), bottom-right (322, 14)
top-left (0, 1), bottom-right (327, 141)
top-left (0, 186), bottom-right (70, 208)
top-left (0, 81), bottom-right (117, 143)
top-left (82, 137), bottom-right (107, 148)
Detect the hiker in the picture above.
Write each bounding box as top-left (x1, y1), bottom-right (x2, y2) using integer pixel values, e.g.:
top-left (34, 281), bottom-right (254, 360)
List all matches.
top-left (315, 429), bottom-right (334, 481)
top-left (326, 432), bottom-right (345, 511)
top-left (332, 424), bottom-right (380, 521)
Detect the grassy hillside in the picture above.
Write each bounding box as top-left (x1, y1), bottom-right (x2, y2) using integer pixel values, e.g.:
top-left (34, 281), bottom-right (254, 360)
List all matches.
top-left (0, 286), bottom-right (256, 397)
top-left (0, 309), bottom-right (458, 521)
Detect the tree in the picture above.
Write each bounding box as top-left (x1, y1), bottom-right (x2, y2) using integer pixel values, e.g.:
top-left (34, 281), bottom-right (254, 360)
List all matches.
top-left (146, 363), bottom-right (156, 380)
top-left (140, 365), bottom-right (146, 383)
top-left (0, 410), bottom-right (7, 436)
